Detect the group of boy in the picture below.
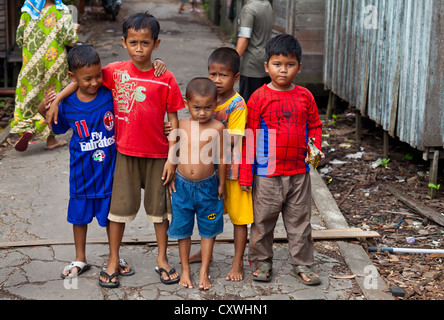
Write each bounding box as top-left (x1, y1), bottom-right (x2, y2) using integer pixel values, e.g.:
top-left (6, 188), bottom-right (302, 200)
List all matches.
top-left (39, 10), bottom-right (322, 291)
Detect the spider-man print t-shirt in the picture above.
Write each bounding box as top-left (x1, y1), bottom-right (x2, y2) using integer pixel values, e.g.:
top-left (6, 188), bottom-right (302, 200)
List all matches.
top-left (239, 84), bottom-right (323, 186)
top-left (52, 87), bottom-right (116, 199)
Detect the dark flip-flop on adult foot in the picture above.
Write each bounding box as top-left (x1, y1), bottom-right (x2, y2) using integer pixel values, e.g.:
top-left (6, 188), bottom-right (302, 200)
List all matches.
top-left (14, 131), bottom-right (33, 152)
top-left (155, 266), bottom-right (180, 284)
top-left (45, 139), bottom-right (67, 150)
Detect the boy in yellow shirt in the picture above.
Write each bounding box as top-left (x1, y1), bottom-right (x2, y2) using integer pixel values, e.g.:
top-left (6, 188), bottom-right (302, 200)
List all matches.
top-left (208, 47), bottom-right (253, 281)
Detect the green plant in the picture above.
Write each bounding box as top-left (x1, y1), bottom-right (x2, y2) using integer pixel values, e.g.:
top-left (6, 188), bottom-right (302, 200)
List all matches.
top-left (378, 158), bottom-right (390, 168)
top-left (428, 183), bottom-right (441, 190)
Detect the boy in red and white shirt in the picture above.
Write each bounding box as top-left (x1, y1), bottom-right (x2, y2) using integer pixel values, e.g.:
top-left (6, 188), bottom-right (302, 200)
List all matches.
top-left (239, 34), bottom-right (322, 285)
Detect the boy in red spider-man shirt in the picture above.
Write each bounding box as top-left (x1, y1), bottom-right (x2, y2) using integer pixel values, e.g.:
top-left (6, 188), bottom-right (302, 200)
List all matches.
top-left (239, 34), bottom-right (323, 286)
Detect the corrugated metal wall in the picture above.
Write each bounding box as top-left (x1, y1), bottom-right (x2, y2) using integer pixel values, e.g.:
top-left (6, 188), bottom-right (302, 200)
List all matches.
top-left (323, 0), bottom-right (444, 151)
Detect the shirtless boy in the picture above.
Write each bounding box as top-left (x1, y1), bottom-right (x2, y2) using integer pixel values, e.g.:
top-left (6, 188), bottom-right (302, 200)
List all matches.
top-left (167, 77), bottom-right (226, 290)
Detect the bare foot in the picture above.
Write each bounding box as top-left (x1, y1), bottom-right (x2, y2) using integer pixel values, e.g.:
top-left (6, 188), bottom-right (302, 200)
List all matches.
top-left (199, 270), bottom-right (212, 290)
top-left (189, 251), bottom-right (202, 264)
top-left (61, 265), bottom-right (80, 278)
top-left (45, 139), bottom-right (67, 150)
top-left (180, 250), bottom-right (213, 264)
top-left (225, 263), bottom-right (244, 281)
top-left (179, 268), bottom-right (194, 288)
top-left (300, 271), bottom-right (319, 282)
top-left (253, 269), bottom-right (270, 277)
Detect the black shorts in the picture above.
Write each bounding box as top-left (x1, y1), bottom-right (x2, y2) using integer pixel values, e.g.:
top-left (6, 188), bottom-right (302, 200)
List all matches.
top-left (239, 75), bottom-right (271, 102)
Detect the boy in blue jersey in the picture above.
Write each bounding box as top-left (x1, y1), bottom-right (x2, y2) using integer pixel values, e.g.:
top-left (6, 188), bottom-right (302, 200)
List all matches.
top-left (39, 45), bottom-right (117, 282)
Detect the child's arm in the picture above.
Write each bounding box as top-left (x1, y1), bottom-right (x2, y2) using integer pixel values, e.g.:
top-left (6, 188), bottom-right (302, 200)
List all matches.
top-left (38, 91), bottom-right (57, 118)
top-left (217, 124), bottom-right (227, 200)
top-left (239, 97), bottom-right (260, 189)
top-left (162, 111), bottom-right (179, 185)
top-left (45, 82), bottom-right (79, 130)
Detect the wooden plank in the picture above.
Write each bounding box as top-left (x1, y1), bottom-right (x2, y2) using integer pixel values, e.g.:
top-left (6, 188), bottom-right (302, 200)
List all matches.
top-left (0, 228), bottom-right (380, 249)
top-left (386, 185), bottom-right (444, 227)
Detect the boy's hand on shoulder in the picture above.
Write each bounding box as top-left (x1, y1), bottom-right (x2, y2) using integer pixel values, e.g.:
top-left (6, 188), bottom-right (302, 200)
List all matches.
top-left (153, 59), bottom-right (167, 77)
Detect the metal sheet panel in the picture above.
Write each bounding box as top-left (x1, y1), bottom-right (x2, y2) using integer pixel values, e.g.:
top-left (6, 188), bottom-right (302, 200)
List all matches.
top-left (324, 0), bottom-right (443, 150)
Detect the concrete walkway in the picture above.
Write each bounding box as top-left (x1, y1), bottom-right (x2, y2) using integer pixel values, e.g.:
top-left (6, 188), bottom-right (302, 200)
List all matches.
top-left (0, 0), bottom-right (392, 306)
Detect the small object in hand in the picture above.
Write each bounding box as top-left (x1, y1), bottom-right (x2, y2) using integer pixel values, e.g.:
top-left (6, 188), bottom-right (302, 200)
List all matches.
top-left (307, 137), bottom-right (325, 169)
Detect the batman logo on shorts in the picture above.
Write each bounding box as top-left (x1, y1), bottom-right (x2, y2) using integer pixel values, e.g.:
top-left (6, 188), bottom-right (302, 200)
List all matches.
top-left (207, 213), bottom-right (217, 220)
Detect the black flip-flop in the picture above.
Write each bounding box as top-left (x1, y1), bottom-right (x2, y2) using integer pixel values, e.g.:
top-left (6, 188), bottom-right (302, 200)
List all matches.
top-left (118, 258), bottom-right (135, 276)
top-left (99, 270), bottom-right (119, 288)
top-left (155, 266), bottom-right (180, 285)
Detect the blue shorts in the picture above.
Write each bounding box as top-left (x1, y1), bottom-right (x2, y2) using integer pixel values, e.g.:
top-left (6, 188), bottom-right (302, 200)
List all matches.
top-left (67, 197), bottom-right (111, 227)
top-left (168, 172), bottom-right (223, 239)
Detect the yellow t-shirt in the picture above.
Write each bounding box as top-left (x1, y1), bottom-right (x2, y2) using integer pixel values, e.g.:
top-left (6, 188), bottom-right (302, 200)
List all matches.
top-left (213, 92), bottom-right (247, 180)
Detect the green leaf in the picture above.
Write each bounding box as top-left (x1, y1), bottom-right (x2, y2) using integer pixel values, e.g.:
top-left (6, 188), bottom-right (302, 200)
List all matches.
top-left (428, 183), bottom-right (441, 190)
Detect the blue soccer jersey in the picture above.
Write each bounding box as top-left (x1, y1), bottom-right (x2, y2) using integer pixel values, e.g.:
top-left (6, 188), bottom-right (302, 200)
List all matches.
top-left (52, 87), bottom-right (116, 199)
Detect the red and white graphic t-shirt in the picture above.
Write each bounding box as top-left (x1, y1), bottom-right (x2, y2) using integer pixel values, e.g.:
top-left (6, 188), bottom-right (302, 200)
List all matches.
top-left (102, 61), bottom-right (184, 158)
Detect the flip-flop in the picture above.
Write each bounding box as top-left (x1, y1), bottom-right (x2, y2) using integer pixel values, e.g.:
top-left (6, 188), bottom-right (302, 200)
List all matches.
top-left (45, 140), bottom-right (67, 150)
top-left (99, 270), bottom-right (119, 288)
top-left (155, 266), bottom-right (180, 285)
top-left (290, 265), bottom-right (321, 286)
top-left (118, 258), bottom-right (135, 276)
top-left (14, 131), bottom-right (33, 152)
top-left (252, 262), bottom-right (272, 282)
top-left (60, 261), bottom-right (91, 279)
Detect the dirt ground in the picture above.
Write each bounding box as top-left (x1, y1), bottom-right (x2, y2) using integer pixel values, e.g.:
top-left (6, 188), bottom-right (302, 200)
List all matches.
top-left (318, 104), bottom-right (444, 300)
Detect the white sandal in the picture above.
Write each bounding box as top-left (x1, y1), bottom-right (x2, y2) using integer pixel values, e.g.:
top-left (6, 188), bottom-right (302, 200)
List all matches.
top-left (61, 261), bottom-right (91, 279)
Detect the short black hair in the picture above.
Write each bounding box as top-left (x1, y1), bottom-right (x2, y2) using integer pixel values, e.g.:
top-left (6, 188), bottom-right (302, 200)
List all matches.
top-left (208, 47), bottom-right (240, 75)
top-left (186, 77), bottom-right (218, 101)
top-left (266, 34), bottom-right (302, 64)
top-left (67, 45), bottom-right (101, 72)
top-left (122, 11), bottom-right (160, 41)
